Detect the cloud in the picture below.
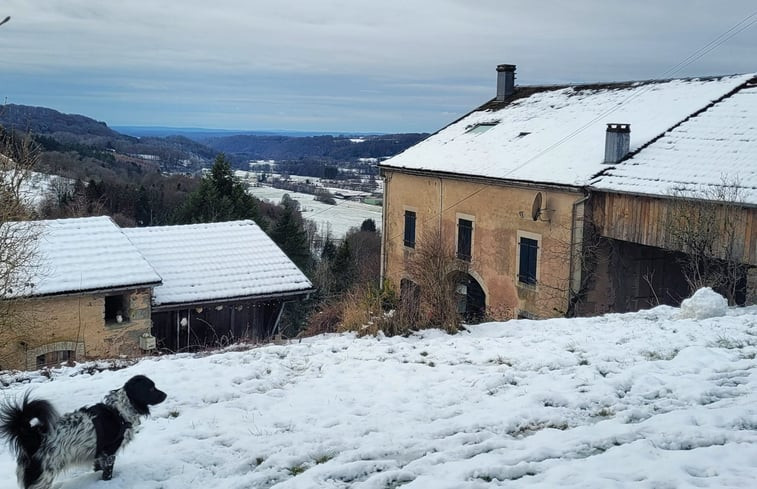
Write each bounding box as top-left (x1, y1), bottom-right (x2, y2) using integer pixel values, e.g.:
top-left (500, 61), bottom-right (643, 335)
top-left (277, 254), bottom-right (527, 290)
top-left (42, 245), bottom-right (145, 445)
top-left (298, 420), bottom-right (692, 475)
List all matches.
top-left (1, 1), bottom-right (755, 132)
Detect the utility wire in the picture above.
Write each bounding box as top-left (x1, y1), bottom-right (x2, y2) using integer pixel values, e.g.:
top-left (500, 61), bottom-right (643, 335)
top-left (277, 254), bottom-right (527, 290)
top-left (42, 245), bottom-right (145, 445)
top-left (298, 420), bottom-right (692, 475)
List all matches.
top-left (380, 8), bottom-right (757, 246)
top-left (255, 10), bottom-right (757, 250)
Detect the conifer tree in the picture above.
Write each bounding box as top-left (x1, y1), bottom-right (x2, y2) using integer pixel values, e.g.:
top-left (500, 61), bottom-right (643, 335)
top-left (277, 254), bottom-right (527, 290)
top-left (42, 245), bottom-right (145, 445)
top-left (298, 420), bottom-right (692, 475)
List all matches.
top-left (331, 239), bottom-right (355, 293)
top-left (174, 154), bottom-right (259, 224)
top-left (360, 218), bottom-right (376, 233)
top-left (270, 204), bottom-right (311, 272)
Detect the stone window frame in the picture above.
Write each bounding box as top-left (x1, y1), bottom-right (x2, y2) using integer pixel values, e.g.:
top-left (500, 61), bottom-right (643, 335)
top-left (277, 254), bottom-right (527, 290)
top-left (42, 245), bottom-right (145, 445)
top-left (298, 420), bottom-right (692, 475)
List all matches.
top-left (455, 213), bottom-right (475, 262)
top-left (403, 207), bottom-right (417, 248)
top-left (516, 230), bottom-right (542, 288)
top-left (26, 340), bottom-right (85, 370)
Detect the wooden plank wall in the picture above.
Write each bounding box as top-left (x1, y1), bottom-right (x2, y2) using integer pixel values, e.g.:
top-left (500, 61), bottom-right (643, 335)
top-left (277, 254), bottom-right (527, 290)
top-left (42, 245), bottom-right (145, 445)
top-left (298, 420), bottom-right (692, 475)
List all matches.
top-left (594, 192), bottom-right (757, 265)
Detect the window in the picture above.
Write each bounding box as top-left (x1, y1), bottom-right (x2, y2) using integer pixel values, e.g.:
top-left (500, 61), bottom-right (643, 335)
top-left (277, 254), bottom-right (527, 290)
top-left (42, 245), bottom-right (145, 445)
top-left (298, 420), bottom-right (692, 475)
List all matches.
top-left (105, 294), bottom-right (129, 323)
top-left (26, 341), bottom-right (84, 370)
top-left (518, 236), bottom-right (539, 285)
top-left (36, 350), bottom-right (73, 369)
top-left (466, 122), bottom-right (499, 134)
top-left (403, 210), bottom-right (416, 248)
top-left (457, 218), bottom-right (473, 261)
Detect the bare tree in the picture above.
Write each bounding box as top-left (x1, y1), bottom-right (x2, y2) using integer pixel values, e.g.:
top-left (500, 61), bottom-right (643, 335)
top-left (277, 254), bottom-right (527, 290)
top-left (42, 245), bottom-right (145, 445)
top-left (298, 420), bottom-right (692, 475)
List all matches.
top-left (666, 179), bottom-right (747, 305)
top-left (530, 214), bottom-right (601, 318)
top-left (1, 128), bottom-right (42, 344)
top-left (404, 229), bottom-right (469, 333)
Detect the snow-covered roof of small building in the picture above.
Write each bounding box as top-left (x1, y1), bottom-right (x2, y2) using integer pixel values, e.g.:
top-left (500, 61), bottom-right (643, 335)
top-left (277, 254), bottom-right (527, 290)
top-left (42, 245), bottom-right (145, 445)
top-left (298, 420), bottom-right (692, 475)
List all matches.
top-left (123, 220), bottom-right (312, 307)
top-left (591, 79), bottom-right (757, 205)
top-left (381, 74), bottom-right (755, 187)
top-left (1, 216), bottom-right (161, 298)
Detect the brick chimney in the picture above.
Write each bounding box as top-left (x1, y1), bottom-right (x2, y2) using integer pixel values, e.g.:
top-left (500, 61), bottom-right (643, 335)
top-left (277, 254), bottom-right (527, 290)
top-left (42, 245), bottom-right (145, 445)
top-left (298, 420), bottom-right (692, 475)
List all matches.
top-left (496, 64), bottom-right (516, 101)
top-left (604, 123), bottom-right (630, 164)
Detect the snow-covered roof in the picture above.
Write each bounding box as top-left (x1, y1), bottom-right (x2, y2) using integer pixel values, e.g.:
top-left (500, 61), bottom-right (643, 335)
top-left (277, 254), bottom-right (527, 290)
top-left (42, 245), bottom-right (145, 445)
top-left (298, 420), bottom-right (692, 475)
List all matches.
top-left (591, 80), bottom-right (757, 205)
top-left (381, 74), bottom-right (754, 187)
top-left (123, 220), bottom-right (312, 307)
top-left (2, 216), bottom-right (161, 298)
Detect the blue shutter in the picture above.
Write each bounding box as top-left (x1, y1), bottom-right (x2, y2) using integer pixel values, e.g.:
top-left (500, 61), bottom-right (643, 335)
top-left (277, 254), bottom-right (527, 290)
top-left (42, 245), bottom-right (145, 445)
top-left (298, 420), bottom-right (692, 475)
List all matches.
top-left (518, 237), bottom-right (538, 284)
top-left (404, 211), bottom-right (416, 247)
top-left (457, 219), bottom-right (473, 261)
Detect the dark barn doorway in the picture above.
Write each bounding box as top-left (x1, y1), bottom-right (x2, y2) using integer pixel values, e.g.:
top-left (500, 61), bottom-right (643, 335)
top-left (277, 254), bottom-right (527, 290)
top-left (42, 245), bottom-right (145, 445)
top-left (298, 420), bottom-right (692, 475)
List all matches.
top-left (151, 300), bottom-right (284, 352)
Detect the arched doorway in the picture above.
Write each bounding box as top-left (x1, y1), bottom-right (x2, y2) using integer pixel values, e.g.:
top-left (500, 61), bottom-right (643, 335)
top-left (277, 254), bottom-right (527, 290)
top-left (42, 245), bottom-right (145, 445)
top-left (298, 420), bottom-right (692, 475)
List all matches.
top-left (452, 273), bottom-right (486, 323)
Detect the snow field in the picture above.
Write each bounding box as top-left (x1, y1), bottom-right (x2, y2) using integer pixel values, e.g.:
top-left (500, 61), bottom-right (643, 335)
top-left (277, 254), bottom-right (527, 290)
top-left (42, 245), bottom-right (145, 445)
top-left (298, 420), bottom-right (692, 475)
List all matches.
top-left (1, 292), bottom-right (757, 487)
top-left (246, 185), bottom-right (382, 238)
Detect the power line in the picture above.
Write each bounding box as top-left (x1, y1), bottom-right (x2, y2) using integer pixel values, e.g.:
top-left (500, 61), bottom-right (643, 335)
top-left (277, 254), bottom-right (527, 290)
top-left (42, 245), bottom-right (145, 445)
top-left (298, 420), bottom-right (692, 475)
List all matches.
top-left (380, 9), bottom-right (757, 247)
top-left (251, 10), bottom-right (757, 252)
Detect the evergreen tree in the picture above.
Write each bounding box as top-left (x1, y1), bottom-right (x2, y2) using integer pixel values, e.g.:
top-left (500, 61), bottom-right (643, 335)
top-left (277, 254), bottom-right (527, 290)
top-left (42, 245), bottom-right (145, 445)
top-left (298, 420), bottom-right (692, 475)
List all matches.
top-left (360, 218), bottom-right (377, 233)
top-left (270, 205), bottom-right (311, 271)
top-left (135, 185), bottom-right (152, 226)
top-left (321, 237), bottom-right (337, 261)
top-left (174, 153), bottom-right (259, 224)
top-left (331, 239), bottom-right (355, 293)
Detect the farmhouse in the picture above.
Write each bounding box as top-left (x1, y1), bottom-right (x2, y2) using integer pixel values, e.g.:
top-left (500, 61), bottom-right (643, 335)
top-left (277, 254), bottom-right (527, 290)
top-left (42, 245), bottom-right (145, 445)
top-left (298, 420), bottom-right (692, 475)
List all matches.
top-left (1, 217), bottom-right (312, 371)
top-left (379, 64), bottom-right (757, 320)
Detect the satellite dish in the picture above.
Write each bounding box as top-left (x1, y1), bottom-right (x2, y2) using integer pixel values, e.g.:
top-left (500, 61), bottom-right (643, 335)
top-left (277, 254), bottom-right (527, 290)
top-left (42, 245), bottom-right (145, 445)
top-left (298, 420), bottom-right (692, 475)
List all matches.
top-left (531, 192), bottom-right (543, 221)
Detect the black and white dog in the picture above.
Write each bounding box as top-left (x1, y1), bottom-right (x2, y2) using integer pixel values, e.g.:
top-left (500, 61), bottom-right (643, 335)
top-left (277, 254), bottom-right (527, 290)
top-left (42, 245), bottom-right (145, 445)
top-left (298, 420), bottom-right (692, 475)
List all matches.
top-left (0, 375), bottom-right (166, 489)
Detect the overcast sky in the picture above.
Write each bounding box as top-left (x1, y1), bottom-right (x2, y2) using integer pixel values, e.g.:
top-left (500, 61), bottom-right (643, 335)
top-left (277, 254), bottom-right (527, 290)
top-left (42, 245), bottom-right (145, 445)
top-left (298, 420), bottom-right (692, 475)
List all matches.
top-left (1, 1), bottom-right (755, 133)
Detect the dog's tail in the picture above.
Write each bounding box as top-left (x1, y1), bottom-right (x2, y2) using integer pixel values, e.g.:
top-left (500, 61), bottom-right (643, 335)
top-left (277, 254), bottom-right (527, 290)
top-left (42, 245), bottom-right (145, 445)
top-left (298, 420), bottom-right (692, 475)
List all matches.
top-left (0, 393), bottom-right (59, 458)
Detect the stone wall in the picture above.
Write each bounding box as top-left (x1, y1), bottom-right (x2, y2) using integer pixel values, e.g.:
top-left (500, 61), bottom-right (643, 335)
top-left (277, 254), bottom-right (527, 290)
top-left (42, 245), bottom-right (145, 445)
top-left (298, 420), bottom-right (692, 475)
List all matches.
top-left (382, 170), bottom-right (585, 319)
top-left (0, 288), bottom-right (152, 371)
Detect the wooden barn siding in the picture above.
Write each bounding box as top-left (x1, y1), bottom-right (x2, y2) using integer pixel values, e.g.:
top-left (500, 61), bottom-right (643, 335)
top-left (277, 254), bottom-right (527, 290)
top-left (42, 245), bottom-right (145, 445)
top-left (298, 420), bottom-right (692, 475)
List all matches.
top-left (152, 301), bottom-right (283, 352)
top-left (594, 193), bottom-right (757, 265)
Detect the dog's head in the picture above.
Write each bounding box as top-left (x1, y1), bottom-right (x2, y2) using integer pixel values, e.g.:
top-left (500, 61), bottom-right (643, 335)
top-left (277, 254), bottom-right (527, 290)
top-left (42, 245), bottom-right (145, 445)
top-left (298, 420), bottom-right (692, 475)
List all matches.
top-left (123, 375), bottom-right (167, 415)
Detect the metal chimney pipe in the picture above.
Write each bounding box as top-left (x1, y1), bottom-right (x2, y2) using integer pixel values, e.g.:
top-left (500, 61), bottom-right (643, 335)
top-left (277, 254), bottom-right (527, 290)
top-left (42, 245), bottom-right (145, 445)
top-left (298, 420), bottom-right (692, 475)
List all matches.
top-left (496, 64), bottom-right (516, 101)
top-left (604, 123), bottom-right (631, 164)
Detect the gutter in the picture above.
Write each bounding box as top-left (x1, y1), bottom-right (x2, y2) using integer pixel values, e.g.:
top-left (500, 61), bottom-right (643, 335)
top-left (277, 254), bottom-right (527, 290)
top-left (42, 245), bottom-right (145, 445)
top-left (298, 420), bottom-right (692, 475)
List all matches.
top-left (568, 192), bottom-right (591, 316)
top-left (379, 169), bottom-right (390, 286)
top-left (378, 166), bottom-right (584, 195)
top-left (151, 287), bottom-right (314, 312)
top-left (4, 280), bottom-right (162, 302)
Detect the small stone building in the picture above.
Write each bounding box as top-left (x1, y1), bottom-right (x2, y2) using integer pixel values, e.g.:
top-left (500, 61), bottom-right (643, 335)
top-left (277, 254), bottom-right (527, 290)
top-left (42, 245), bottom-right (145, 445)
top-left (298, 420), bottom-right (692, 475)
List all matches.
top-left (1, 217), bottom-right (313, 371)
top-left (0, 216), bottom-right (161, 371)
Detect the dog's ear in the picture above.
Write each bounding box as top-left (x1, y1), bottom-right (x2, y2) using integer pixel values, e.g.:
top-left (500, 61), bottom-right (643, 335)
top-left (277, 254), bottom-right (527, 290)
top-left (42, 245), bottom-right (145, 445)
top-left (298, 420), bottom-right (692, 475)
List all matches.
top-left (123, 376), bottom-right (167, 415)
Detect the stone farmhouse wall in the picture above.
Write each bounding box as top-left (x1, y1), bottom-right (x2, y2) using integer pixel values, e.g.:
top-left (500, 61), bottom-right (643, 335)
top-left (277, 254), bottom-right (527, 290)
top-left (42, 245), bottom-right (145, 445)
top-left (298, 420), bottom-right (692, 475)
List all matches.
top-left (0, 288), bottom-right (152, 371)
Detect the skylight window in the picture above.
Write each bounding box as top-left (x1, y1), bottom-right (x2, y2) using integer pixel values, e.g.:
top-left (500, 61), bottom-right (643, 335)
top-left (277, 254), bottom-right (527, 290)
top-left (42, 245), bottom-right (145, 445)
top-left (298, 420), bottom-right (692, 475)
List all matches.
top-left (466, 122), bottom-right (499, 134)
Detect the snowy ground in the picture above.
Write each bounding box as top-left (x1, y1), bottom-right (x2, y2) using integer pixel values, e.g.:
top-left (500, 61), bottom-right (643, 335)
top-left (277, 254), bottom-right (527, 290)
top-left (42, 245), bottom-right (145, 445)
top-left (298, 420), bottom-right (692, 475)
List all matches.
top-left (2, 289), bottom-right (757, 488)
top-left (247, 185), bottom-right (382, 238)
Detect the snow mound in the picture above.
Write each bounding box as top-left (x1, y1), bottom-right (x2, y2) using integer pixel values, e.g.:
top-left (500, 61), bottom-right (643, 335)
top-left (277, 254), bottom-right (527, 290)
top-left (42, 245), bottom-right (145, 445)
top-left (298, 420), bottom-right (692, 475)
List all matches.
top-left (679, 288), bottom-right (728, 319)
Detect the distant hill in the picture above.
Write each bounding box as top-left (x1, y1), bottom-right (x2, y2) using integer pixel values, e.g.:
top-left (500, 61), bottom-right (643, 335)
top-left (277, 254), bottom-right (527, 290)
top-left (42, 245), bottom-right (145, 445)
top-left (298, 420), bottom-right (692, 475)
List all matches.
top-left (113, 126), bottom-right (355, 140)
top-left (204, 133), bottom-right (428, 161)
top-left (0, 104), bottom-right (124, 140)
top-left (0, 104), bottom-right (427, 172)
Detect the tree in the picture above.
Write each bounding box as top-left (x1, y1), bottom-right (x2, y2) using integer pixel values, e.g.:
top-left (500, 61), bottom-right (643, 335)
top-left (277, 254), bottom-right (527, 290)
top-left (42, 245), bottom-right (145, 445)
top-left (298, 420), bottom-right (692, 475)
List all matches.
top-left (404, 229), bottom-right (469, 333)
top-left (345, 225), bottom-right (381, 288)
top-left (330, 239), bottom-right (356, 294)
top-left (174, 154), bottom-right (259, 224)
top-left (360, 218), bottom-right (377, 233)
top-left (269, 204), bottom-right (311, 272)
top-left (1, 128), bottom-right (42, 357)
top-left (666, 180), bottom-right (747, 305)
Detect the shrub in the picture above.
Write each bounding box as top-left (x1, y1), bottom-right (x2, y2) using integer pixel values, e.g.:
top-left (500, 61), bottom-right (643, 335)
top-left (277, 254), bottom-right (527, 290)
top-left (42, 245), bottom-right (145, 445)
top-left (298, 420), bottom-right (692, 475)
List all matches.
top-left (314, 189), bottom-right (336, 205)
